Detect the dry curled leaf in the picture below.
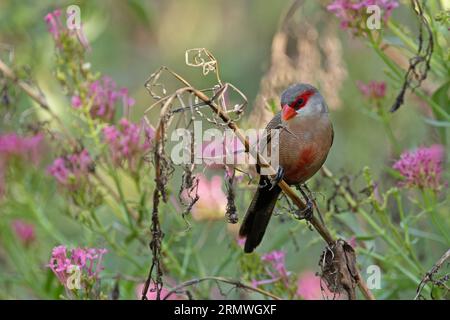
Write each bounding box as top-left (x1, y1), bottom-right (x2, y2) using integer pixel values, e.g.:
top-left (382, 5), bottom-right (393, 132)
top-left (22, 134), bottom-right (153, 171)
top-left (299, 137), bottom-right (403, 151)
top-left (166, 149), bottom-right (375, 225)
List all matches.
top-left (319, 239), bottom-right (358, 300)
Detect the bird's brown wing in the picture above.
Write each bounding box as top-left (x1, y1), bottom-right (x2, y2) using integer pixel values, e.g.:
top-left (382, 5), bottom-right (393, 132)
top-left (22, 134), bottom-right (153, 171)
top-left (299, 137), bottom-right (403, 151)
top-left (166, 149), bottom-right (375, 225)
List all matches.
top-left (240, 112), bottom-right (282, 253)
top-left (255, 112), bottom-right (282, 175)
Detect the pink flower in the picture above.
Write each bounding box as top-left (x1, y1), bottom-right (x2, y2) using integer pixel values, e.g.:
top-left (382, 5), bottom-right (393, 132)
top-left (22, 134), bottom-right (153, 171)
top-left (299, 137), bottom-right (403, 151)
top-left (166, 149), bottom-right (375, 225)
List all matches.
top-left (45, 8), bottom-right (90, 50)
top-left (71, 95), bottom-right (82, 108)
top-left (48, 245), bottom-right (107, 289)
top-left (44, 9), bottom-right (62, 42)
top-left (136, 283), bottom-right (183, 300)
top-left (237, 237), bottom-right (246, 248)
top-left (187, 174), bottom-right (227, 221)
top-left (11, 219), bottom-right (36, 246)
top-left (48, 149), bottom-right (93, 190)
top-left (0, 133), bottom-right (44, 164)
top-left (296, 272), bottom-right (336, 300)
top-left (393, 145), bottom-right (445, 191)
top-left (103, 118), bottom-right (150, 171)
top-left (84, 77), bottom-right (135, 122)
top-left (0, 133), bottom-right (44, 197)
top-left (252, 250), bottom-right (291, 289)
top-left (357, 80), bottom-right (386, 100)
top-left (202, 135), bottom-right (247, 168)
top-left (327, 0), bottom-right (399, 33)
top-left (261, 250), bottom-right (290, 280)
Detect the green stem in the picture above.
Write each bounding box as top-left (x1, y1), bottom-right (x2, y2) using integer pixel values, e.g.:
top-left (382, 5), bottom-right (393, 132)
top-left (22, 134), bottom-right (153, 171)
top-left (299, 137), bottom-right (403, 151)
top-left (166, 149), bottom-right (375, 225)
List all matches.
top-left (109, 168), bottom-right (135, 230)
top-left (357, 207), bottom-right (422, 275)
top-left (421, 189), bottom-right (450, 246)
top-left (395, 193), bottom-right (416, 260)
top-left (378, 105), bottom-right (401, 155)
top-left (358, 248), bottom-right (424, 289)
top-left (88, 210), bottom-right (142, 269)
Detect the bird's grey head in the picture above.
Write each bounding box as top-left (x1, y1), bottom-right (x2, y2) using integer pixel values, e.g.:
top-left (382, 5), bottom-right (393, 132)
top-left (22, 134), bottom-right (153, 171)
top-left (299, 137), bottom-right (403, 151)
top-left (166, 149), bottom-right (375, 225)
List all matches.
top-left (280, 83), bottom-right (328, 121)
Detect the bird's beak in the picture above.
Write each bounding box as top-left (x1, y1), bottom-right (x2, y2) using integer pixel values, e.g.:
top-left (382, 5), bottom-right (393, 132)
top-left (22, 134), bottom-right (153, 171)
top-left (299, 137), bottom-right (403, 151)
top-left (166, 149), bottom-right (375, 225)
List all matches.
top-left (282, 105), bottom-right (296, 121)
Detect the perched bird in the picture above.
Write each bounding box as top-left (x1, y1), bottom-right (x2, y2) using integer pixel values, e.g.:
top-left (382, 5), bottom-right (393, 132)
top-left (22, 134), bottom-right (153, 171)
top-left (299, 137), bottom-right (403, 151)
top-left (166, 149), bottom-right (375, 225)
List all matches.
top-left (239, 83), bottom-right (334, 253)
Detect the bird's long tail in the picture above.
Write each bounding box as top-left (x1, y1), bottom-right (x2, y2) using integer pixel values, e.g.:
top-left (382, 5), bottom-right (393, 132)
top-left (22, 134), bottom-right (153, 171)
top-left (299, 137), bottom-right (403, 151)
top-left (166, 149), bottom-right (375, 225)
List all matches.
top-left (239, 177), bottom-right (281, 253)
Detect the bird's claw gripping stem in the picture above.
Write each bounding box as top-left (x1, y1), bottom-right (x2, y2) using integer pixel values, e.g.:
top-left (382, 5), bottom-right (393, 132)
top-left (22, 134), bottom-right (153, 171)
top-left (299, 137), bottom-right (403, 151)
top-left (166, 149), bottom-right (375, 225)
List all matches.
top-left (269, 166), bottom-right (284, 190)
top-left (295, 199), bottom-right (314, 220)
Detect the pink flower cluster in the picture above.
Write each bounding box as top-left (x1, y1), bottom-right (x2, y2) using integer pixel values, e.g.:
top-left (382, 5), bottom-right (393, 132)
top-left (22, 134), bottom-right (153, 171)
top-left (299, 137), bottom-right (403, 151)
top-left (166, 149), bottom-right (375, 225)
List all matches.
top-left (48, 245), bottom-right (107, 288)
top-left (44, 9), bottom-right (63, 42)
top-left (357, 80), bottom-right (386, 100)
top-left (296, 272), bottom-right (336, 300)
top-left (252, 250), bottom-right (291, 288)
top-left (327, 0), bottom-right (399, 31)
top-left (393, 145), bottom-right (445, 191)
top-left (186, 174), bottom-right (227, 221)
top-left (48, 149), bottom-right (93, 190)
top-left (72, 76), bottom-right (135, 122)
top-left (136, 282), bottom-right (183, 300)
top-left (44, 9), bottom-right (89, 49)
top-left (103, 118), bottom-right (151, 171)
top-left (0, 133), bottom-right (43, 163)
top-left (11, 219), bottom-right (36, 247)
top-left (0, 133), bottom-right (44, 196)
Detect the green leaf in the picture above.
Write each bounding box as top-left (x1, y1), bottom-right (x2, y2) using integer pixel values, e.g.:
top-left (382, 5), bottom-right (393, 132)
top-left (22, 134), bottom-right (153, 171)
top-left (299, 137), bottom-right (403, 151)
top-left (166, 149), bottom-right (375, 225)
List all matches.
top-left (422, 117), bottom-right (450, 127)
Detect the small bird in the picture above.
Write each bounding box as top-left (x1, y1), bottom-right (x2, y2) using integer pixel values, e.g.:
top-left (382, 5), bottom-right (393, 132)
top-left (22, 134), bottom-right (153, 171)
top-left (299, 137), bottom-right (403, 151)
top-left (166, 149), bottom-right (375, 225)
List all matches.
top-left (239, 83), bottom-right (334, 253)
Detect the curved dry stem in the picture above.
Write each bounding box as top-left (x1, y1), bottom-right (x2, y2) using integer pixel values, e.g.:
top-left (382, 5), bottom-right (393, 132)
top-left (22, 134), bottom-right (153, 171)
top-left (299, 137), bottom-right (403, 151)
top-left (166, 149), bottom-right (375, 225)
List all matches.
top-left (162, 276), bottom-right (282, 300)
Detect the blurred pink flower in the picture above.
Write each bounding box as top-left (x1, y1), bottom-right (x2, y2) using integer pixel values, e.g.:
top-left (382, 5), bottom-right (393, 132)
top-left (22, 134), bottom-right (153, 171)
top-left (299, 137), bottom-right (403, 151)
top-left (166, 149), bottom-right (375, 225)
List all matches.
top-left (297, 271), bottom-right (336, 300)
top-left (327, 0), bottom-right (399, 32)
top-left (48, 245), bottom-right (107, 288)
top-left (136, 283), bottom-right (182, 300)
top-left (357, 80), bottom-right (386, 100)
top-left (45, 8), bottom-right (90, 50)
top-left (237, 237), bottom-right (246, 248)
top-left (0, 133), bottom-right (44, 197)
top-left (103, 118), bottom-right (151, 171)
top-left (11, 219), bottom-right (36, 246)
top-left (252, 250), bottom-right (291, 289)
top-left (189, 174), bottom-right (227, 221)
top-left (202, 135), bottom-right (246, 168)
top-left (0, 133), bottom-right (44, 164)
top-left (48, 149), bottom-right (93, 190)
top-left (393, 145), bottom-right (445, 191)
top-left (44, 9), bottom-right (62, 42)
top-left (347, 236), bottom-right (357, 248)
top-left (71, 95), bottom-right (82, 108)
top-left (261, 250), bottom-right (289, 279)
top-left (77, 76), bottom-right (135, 122)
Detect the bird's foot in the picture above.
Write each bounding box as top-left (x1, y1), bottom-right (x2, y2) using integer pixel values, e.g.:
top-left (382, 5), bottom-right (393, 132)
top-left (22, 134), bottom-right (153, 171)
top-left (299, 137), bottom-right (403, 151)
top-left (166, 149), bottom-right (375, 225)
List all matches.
top-left (269, 166), bottom-right (284, 190)
top-left (294, 199), bottom-right (314, 221)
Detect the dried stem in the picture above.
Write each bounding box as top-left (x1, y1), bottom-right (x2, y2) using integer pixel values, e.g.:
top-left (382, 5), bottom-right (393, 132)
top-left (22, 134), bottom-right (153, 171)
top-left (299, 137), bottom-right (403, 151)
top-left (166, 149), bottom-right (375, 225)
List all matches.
top-left (415, 248), bottom-right (450, 300)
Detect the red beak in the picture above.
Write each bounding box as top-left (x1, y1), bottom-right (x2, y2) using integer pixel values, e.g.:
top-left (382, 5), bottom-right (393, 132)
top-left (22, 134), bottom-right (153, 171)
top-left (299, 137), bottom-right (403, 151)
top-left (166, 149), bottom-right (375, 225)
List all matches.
top-left (282, 105), bottom-right (297, 121)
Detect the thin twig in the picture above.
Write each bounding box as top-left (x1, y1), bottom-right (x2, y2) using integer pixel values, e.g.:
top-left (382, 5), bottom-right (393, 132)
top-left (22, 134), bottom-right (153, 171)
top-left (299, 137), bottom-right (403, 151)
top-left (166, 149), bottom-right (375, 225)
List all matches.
top-left (0, 58), bottom-right (49, 110)
top-left (415, 248), bottom-right (450, 300)
top-left (0, 57), bottom-right (74, 141)
top-left (162, 276), bottom-right (282, 300)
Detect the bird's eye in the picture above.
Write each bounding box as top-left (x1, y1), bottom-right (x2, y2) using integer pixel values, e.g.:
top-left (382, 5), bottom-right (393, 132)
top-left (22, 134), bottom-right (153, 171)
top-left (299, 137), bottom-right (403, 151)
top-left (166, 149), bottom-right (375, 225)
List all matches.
top-left (292, 98), bottom-right (304, 110)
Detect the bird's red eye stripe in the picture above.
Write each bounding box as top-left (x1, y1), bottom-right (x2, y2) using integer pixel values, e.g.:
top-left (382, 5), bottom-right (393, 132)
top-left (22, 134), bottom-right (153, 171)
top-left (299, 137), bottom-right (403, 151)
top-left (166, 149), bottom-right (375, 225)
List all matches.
top-left (290, 90), bottom-right (315, 110)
